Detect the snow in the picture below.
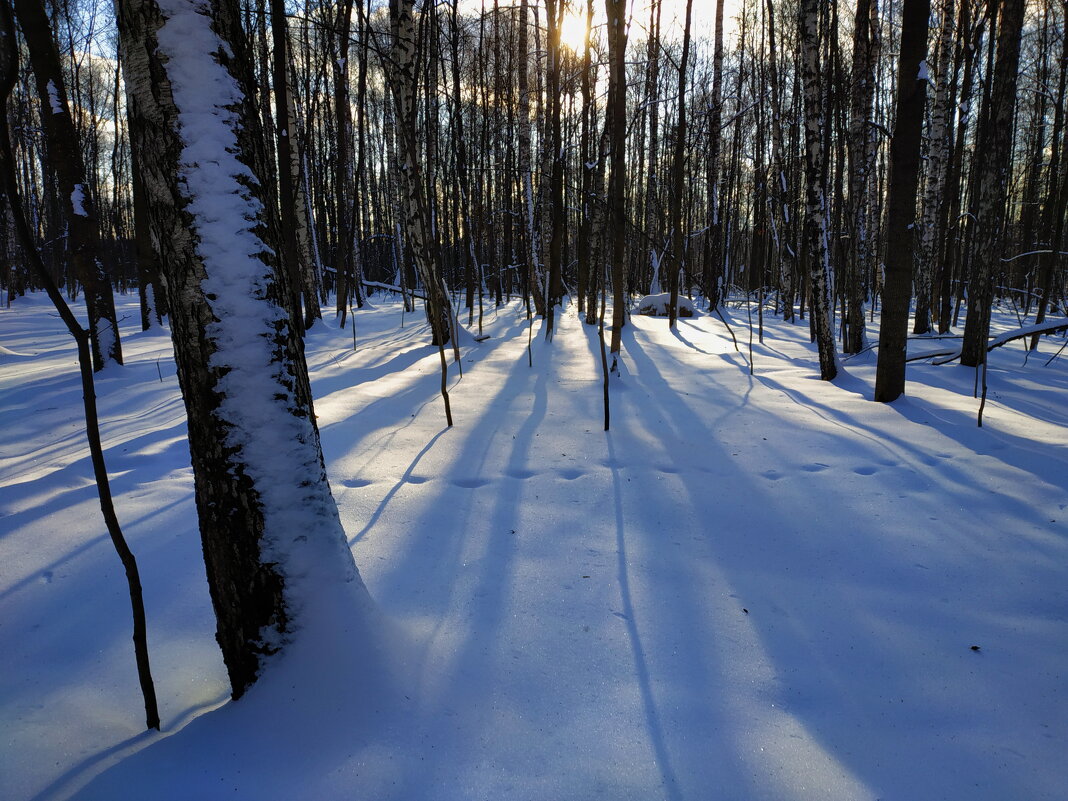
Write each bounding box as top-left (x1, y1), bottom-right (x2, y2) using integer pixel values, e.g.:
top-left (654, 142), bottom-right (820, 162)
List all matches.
top-left (637, 292), bottom-right (696, 317)
top-left (1, 291), bottom-right (1067, 801)
top-left (70, 184), bottom-right (87, 217)
top-left (46, 80), bottom-right (64, 115)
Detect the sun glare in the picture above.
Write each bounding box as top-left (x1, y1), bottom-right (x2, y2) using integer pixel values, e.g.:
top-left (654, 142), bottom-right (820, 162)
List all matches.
top-left (558, 10), bottom-right (590, 53)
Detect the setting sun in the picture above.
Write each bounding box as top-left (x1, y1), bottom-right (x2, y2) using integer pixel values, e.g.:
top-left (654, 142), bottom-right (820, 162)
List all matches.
top-left (558, 8), bottom-right (590, 53)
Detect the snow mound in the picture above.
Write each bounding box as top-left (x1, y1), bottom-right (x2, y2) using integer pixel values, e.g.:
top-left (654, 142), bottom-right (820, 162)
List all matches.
top-left (637, 293), bottom-right (695, 317)
top-left (0, 344), bottom-right (31, 358)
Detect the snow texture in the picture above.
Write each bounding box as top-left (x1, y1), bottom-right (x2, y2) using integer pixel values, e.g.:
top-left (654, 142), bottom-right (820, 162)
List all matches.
top-left (1, 292), bottom-right (1066, 801)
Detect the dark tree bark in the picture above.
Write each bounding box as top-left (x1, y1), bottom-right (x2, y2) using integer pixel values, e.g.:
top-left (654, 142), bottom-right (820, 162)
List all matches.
top-left (543, 0), bottom-right (565, 339)
top-left (960, 0), bottom-right (1026, 366)
top-left (844, 0), bottom-right (879, 354)
top-left (270, 0), bottom-right (309, 333)
top-left (1031, 0), bottom-right (1068, 349)
top-left (875, 0), bottom-right (931, 402)
top-left (666, 0), bottom-right (693, 329)
top-left (606, 0), bottom-right (628, 356)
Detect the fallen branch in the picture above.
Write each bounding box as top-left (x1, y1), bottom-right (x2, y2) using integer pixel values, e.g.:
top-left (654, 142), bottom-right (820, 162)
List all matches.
top-left (907, 317), bottom-right (1068, 364)
top-left (361, 279), bottom-right (428, 301)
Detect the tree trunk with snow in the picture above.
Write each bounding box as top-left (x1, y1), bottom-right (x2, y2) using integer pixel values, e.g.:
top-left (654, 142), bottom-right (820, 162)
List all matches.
top-left (116, 0), bottom-right (362, 698)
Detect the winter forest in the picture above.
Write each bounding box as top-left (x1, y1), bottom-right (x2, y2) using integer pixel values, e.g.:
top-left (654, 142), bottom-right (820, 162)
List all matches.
top-left (1, 0), bottom-right (1066, 798)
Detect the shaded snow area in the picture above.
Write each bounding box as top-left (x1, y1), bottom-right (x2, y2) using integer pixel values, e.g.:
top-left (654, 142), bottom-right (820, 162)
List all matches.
top-left (2, 292), bottom-right (1067, 801)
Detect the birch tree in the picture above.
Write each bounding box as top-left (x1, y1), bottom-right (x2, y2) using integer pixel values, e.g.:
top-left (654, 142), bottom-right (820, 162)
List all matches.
top-left (915, 0), bottom-right (954, 335)
top-left (843, 0), bottom-right (879, 353)
top-left (116, 0), bottom-right (365, 697)
top-left (800, 0), bottom-right (838, 380)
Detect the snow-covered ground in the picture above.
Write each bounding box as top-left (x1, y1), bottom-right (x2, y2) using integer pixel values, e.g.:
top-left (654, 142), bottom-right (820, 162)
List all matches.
top-left (1, 291), bottom-right (1066, 801)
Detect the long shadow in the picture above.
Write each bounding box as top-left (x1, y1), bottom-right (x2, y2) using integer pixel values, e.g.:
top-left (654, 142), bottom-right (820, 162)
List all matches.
top-left (755, 368), bottom-right (1068, 502)
top-left (348, 427), bottom-right (450, 545)
top-left (311, 341), bottom-right (442, 401)
top-left (29, 730), bottom-right (158, 801)
top-left (606, 430), bottom-right (683, 801)
top-left (353, 319), bottom-right (550, 798)
top-left (618, 322), bottom-right (1060, 800)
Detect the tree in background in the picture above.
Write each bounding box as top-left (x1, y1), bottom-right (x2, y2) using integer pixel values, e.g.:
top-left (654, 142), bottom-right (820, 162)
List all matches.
top-left (12, 0), bottom-right (123, 370)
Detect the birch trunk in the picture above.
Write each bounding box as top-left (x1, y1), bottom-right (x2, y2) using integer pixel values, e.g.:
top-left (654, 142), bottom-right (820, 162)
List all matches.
top-left (915, 0), bottom-right (954, 335)
top-left (116, 0), bottom-right (362, 698)
top-left (843, 0), bottom-right (879, 353)
top-left (800, 0), bottom-right (838, 381)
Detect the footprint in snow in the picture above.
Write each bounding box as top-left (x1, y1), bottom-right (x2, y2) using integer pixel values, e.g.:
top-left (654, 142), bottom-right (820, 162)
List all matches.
top-left (339, 477), bottom-right (372, 489)
top-left (452, 477), bottom-right (490, 489)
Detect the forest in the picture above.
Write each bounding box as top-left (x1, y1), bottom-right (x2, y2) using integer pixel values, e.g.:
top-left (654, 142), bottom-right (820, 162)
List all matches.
top-left (2, 0), bottom-right (1066, 376)
top-left (1, 0), bottom-right (1067, 799)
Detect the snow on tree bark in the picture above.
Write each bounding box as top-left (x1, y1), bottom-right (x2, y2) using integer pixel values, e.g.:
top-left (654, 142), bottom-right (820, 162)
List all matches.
top-left (116, 0), bottom-right (362, 698)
